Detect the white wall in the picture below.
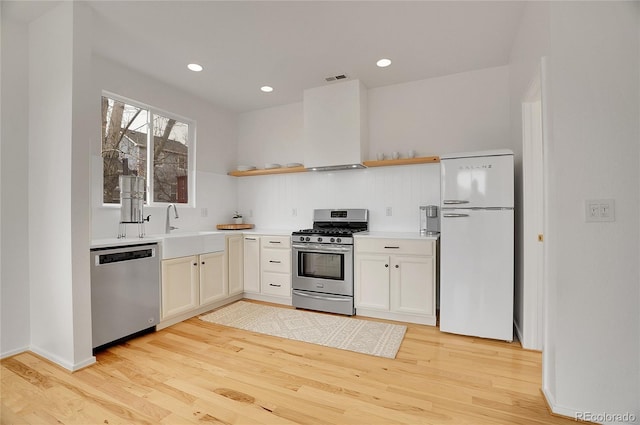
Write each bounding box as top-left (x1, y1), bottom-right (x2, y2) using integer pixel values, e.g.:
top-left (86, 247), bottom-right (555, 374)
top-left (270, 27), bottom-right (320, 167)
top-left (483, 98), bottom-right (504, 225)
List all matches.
top-left (28, 2), bottom-right (94, 370)
top-left (237, 102), bottom-right (304, 168)
top-left (0, 7), bottom-right (31, 357)
top-left (544, 2), bottom-right (640, 421)
top-left (368, 66), bottom-right (511, 159)
top-left (237, 164), bottom-right (440, 232)
top-left (91, 55), bottom-right (238, 239)
top-left (236, 66), bottom-right (510, 229)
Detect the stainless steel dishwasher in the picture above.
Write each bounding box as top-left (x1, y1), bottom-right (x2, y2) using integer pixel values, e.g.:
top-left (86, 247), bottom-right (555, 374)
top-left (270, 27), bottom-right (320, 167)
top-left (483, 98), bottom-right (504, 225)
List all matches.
top-left (90, 243), bottom-right (160, 352)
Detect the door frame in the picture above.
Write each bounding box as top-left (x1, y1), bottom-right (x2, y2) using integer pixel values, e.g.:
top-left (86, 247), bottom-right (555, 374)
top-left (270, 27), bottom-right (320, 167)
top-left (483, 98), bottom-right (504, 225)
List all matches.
top-left (520, 58), bottom-right (548, 351)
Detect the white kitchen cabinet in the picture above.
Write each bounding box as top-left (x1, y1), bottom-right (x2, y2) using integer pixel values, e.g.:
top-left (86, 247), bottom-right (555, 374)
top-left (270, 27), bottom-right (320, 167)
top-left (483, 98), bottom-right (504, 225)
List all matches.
top-left (161, 255), bottom-right (199, 319)
top-left (162, 252), bottom-right (226, 320)
top-left (354, 237), bottom-right (436, 326)
top-left (243, 236), bottom-right (261, 293)
top-left (226, 235), bottom-right (244, 296)
top-left (260, 235), bottom-right (291, 299)
top-left (242, 234), bottom-right (292, 305)
top-left (392, 255), bottom-right (434, 316)
top-left (354, 254), bottom-right (390, 310)
top-left (159, 244), bottom-right (244, 330)
top-left (199, 251), bottom-right (226, 305)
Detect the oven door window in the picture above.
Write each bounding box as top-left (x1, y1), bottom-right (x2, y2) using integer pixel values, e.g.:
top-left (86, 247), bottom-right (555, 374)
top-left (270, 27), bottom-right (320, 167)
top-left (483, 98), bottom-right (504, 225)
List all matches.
top-left (298, 251), bottom-right (344, 281)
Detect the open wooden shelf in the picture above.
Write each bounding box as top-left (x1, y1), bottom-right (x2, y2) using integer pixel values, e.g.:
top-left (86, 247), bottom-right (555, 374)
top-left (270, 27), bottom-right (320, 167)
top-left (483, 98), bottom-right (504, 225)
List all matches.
top-left (228, 166), bottom-right (307, 177)
top-left (216, 223), bottom-right (255, 230)
top-left (363, 156), bottom-right (440, 167)
top-left (228, 156), bottom-right (440, 176)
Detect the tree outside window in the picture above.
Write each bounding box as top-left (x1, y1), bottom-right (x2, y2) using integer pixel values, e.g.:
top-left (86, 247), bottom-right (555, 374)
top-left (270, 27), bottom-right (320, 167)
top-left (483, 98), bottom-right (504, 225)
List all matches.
top-left (101, 95), bottom-right (192, 205)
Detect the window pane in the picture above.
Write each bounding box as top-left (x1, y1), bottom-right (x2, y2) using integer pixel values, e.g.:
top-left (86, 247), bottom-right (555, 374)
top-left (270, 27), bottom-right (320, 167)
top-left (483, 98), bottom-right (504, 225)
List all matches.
top-left (152, 114), bottom-right (189, 203)
top-left (101, 96), bottom-right (148, 204)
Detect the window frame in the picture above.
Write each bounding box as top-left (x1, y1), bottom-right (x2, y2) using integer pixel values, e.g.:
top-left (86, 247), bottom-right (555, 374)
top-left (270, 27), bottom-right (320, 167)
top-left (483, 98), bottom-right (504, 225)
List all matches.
top-left (101, 91), bottom-right (196, 208)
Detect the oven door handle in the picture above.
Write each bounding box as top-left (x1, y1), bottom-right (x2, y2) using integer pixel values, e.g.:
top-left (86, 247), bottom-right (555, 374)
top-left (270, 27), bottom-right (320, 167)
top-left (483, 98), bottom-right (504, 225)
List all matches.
top-left (292, 243), bottom-right (352, 253)
top-left (293, 290), bottom-right (350, 302)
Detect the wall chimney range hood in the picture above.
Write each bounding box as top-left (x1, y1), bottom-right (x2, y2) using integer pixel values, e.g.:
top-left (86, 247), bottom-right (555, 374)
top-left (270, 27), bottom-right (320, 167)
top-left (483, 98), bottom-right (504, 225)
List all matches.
top-left (303, 79), bottom-right (368, 171)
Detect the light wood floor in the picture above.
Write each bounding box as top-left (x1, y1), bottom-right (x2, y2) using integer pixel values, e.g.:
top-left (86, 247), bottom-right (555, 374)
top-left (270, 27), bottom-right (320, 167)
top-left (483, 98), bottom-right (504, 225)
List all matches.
top-left (1, 300), bottom-right (577, 425)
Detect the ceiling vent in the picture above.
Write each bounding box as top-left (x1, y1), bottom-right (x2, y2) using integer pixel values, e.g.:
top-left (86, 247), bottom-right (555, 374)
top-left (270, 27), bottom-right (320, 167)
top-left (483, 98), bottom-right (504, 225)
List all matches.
top-left (325, 74), bottom-right (348, 82)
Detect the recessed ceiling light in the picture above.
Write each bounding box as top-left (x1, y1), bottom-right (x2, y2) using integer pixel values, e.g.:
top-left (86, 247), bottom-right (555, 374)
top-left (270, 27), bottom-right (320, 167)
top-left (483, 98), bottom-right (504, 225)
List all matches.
top-left (187, 63), bottom-right (203, 72)
top-left (376, 58), bottom-right (392, 68)
top-left (260, 86), bottom-right (274, 93)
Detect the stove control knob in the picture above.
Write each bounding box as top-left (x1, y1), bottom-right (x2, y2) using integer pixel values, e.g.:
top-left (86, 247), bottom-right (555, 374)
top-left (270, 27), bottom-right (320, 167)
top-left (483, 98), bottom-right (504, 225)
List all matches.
top-left (318, 237), bottom-right (323, 242)
top-left (300, 236), bottom-right (305, 242)
top-left (330, 238), bottom-right (335, 243)
top-left (336, 238), bottom-right (342, 243)
top-left (305, 237), bottom-right (310, 242)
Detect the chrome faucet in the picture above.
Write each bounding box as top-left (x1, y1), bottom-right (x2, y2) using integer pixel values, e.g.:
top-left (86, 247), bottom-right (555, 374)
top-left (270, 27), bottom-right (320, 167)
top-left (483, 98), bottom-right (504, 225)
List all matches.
top-left (165, 204), bottom-right (179, 233)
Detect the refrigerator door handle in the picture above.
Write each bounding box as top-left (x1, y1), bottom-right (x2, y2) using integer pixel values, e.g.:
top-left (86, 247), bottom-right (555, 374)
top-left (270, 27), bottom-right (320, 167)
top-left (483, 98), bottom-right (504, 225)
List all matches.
top-left (443, 200), bottom-right (470, 205)
top-left (443, 213), bottom-right (470, 218)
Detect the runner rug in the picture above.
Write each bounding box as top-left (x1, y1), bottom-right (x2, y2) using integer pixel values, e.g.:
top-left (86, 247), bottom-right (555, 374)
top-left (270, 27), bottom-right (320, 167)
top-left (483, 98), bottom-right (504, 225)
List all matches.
top-left (200, 301), bottom-right (406, 359)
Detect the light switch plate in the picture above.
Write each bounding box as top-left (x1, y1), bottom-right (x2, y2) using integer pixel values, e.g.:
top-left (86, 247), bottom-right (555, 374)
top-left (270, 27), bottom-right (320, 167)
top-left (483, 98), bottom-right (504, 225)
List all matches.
top-left (585, 199), bottom-right (615, 222)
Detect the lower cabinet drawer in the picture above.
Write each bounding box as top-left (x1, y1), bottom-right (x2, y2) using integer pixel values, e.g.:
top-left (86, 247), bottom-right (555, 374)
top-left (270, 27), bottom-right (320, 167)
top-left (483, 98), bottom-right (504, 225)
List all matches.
top-left (356, 238), bottom-right (434, 256)
top-left (261, 236), bottom-right (291, 249)
top-left (261, 249), bottom-right (291, 273)
top-left (261, 272), bottom-right (291, 297)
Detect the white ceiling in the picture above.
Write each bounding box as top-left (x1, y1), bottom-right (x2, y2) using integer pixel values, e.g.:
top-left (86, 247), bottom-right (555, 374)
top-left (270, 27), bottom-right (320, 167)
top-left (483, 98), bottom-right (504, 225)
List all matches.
top-left (6, 1), bottom-right (526, 113)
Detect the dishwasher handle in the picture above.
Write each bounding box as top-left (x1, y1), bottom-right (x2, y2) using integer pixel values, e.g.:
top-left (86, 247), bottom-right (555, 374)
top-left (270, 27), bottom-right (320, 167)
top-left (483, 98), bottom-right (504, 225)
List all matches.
top-left (92, 244), bottom-right (158, 266)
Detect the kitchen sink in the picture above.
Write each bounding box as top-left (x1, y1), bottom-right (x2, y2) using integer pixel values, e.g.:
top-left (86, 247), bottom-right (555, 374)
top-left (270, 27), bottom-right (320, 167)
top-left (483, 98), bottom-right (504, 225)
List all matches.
top-left (158, 231), bottom-right (225, 259)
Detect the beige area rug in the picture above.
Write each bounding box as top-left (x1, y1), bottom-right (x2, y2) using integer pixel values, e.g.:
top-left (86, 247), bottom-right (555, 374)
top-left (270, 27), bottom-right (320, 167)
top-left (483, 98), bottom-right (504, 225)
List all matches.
top-left (200, 301), bottom-right (406, 359)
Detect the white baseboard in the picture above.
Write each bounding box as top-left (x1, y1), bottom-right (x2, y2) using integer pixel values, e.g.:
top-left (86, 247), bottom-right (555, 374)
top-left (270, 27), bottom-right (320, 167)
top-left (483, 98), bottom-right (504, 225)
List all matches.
top-left (242, 292), bottom-right (291, 306)
top-left (356, 308), bottom-right (436, 326)
top-left (157, 293), bottom-right (244, 330)
top-left (0, 345), bottom-right (29, 359)
top-left (514, 320), bottom-right (524, 346)
top-left (542, 386), bottom-right (591, 423)
top-left (514, 319), bottom-right (542, 351)
top-left (29, 345), bottom-right (96, 371)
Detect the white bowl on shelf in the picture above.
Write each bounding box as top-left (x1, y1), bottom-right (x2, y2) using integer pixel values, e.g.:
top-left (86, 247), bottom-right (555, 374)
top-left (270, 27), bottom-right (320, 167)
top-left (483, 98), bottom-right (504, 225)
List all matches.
top-left (286, 162), bottom-right (303, 168)
top-left (264, 163), bottom-right (281, 169)
top-left (237, 165), bottom-right (256, 171)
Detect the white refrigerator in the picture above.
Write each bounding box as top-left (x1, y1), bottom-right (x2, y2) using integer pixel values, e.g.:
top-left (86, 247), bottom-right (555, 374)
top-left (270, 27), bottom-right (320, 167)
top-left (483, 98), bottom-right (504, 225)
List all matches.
top-left (439, 149), bottom-right (514, 341)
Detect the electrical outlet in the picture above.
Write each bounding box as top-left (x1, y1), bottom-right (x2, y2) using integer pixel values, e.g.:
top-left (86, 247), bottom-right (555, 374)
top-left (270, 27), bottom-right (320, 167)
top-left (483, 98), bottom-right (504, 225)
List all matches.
top-left (292, 208), bottom-right (297, 217)
top-left (585, 199), bottom-right (615, 222)
top-left (200, 207), bottom-right (208, 218)
top-left (386, 207), bottom-right (393, 216)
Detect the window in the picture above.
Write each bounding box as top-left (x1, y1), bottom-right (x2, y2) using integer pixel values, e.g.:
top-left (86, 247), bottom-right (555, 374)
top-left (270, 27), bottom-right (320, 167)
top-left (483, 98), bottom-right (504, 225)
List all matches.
top-left (101, 94), bottom-right (194, 205)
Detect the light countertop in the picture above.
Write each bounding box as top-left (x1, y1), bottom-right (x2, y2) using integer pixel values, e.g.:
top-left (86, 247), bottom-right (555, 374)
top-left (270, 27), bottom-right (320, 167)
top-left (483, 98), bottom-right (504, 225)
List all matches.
top-left (91, 229), bottom-right (438, 248)
top-left (232, 228), bottom-right (295, 236)
top-left (91, 235), bottom-right (166, 249)
top-left (90, 228), bottom-right (296, 249)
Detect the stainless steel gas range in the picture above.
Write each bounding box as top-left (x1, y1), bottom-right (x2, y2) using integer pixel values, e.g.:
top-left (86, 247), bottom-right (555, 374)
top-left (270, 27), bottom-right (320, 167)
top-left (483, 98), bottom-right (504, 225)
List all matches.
top-left (291, 209), bottom-right (368, 316)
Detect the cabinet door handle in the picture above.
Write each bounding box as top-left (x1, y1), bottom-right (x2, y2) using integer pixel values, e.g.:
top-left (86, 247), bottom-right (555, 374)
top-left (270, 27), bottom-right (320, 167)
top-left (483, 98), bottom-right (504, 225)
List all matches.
top-left (395, 264), bottom-right (399, 268)
top-left (385, 264), bottom-right (389, 268)
top-left (384, 246), bottom-right (400, 249)
top-left (269, 260), bottom-right (281, 264)
top-left (193, 262), bottom-right (198, 266)
top-left (269, 241), bottom-right (281, 244)
top-left (245, 238), bottom-right (256, 241)
top-left (201, 261), bottom-right (205, 265)
top-left (269, 283), bottom-right (282, 287)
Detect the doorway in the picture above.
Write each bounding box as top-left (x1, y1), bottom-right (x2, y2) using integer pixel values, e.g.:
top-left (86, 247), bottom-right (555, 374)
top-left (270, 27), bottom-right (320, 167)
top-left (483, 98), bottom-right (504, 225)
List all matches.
top-left (520, 59), bottom-right (547, 351)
